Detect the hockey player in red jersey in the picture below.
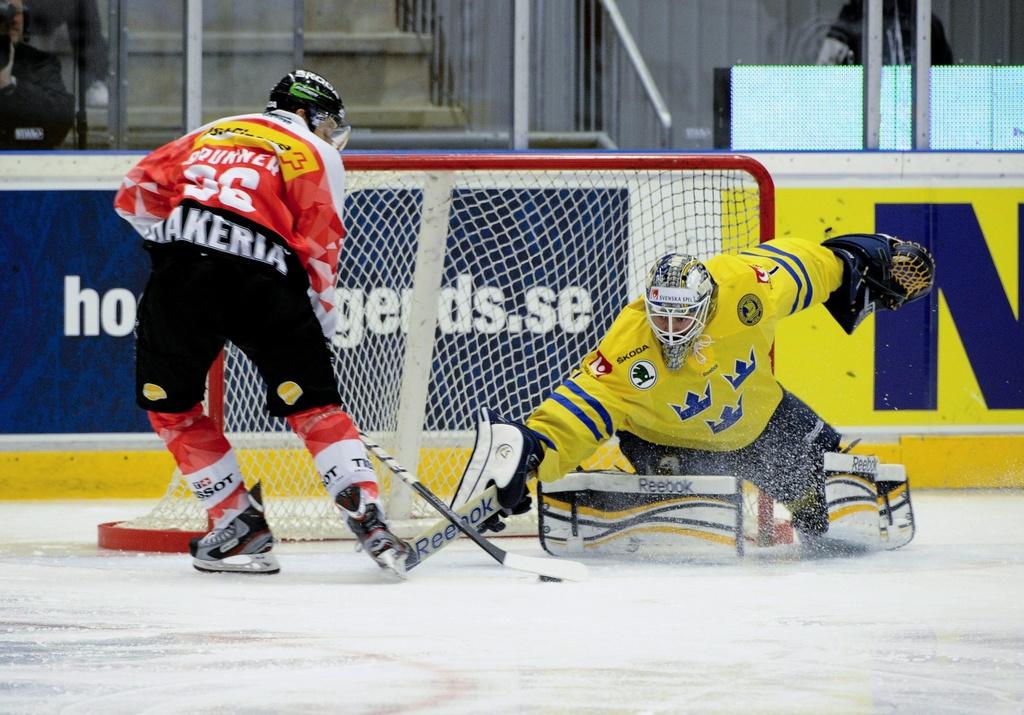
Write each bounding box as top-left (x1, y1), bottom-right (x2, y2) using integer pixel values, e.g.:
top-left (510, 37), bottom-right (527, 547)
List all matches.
top-left (114, 69), bottom-right (409, 575)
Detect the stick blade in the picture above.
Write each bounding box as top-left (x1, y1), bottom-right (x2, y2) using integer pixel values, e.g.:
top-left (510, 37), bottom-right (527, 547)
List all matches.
top-left (502, 552), bottom-right (589, 582)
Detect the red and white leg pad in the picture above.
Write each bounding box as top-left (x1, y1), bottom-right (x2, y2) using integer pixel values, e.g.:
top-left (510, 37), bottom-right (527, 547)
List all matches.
top-left (149, 405), bottom-right (250, 526)
top-left (286, 405), bottom-right (381, 506)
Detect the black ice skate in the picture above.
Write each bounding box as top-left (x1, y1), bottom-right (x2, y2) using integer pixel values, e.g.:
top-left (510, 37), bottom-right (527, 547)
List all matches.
top-left (190, 484), bottom-right (280, 574)
top-left (335, 486), bottom-right (410, 577)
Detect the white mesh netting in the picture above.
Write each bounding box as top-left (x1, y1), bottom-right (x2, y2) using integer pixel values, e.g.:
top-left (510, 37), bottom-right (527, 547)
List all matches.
top-left (114, 154), bottom-right (773, 541)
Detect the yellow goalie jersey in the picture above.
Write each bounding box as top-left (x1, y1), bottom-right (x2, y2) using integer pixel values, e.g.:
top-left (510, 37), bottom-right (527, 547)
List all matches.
top-left (526, 237), bottom-right (845, 483)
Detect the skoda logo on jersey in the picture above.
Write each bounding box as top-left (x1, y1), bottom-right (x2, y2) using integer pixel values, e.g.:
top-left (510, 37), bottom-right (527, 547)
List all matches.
top-left (629, 360), bottom-right (657, 390)
top-left (737, 294), bottom-right (763, 326)
top-left (616, 344), bottom-right (649, 364)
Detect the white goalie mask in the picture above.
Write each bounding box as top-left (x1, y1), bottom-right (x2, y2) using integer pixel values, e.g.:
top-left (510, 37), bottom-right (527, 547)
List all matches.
top-left (644, 253), bottom-right (718, 369)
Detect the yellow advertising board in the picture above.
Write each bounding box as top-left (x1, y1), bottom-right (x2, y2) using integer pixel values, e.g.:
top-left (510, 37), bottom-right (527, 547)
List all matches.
top-left (772, 187), bottom-right (1024, 486)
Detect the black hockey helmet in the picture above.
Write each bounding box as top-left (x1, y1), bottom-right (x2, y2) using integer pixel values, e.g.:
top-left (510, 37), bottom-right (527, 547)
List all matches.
top-left (266, 69), bottom-right (350, 150)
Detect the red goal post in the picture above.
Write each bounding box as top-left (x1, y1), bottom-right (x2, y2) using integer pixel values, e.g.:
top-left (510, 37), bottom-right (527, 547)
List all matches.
top-left (99, 152), bottom-right (781, 551)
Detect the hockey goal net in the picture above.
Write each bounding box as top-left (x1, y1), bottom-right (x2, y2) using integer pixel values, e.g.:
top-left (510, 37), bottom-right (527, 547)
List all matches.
top-left (99, 153), bottom-right (781, 550)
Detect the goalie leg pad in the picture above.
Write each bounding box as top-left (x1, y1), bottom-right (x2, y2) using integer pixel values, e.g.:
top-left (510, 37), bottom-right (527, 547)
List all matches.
top-left (876, 468), bottom-right (915, 549)
top-left (819, 469), bottom-right (881, 551)
top-left (804, 453), bottom-right (914, 552)
top-left (538, 471), bottom-right (745, 558)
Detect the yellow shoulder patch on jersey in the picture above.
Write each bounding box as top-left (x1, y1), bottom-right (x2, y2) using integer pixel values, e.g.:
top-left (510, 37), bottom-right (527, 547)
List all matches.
top-left (193, 120), bottom-right (320, 180)
top-left (736, 294), bottom-right (764, 326)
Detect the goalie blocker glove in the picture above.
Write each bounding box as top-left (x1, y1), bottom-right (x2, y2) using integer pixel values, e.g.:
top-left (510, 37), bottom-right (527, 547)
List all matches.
top-left (822, 233), bottom-right (936, 334)
top-left (452, 409), bottom-right (545, 533)
top-left (485, 411), bottom-right (544, 533)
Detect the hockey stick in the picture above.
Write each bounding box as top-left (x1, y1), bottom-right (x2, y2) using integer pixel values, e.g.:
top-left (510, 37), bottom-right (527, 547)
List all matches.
top-left (358, 431), bottom-right (588, 582)
top-left (403, 484), bottom-right (501, 570)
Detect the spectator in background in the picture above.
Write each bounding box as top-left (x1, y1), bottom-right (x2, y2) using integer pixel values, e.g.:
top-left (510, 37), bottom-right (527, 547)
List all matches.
top-left (25, 0), bottom-right (109, 107)
top-left (817, 0), bottom-right (953, 66)
top-left (0, 0), bottom-right (74, 149)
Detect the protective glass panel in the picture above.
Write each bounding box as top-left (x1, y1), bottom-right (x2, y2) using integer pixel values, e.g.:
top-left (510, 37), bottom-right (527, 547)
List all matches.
top-left (118, 1), bottom-right (184, 149)
top-left (200, 0), bottom-right (294, 132)
top-left (0, 0), bottom-right (112, 149)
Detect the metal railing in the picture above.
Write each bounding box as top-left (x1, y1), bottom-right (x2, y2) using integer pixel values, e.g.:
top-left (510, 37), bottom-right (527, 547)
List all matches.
top-left (583, 0), bottom-right (672, 149)
top-left (99, 0), bottom-right (673, 150)
top-left (397, 0), bottom-right (672, 149)
top-left (396, 0), bottom-right (459, 109)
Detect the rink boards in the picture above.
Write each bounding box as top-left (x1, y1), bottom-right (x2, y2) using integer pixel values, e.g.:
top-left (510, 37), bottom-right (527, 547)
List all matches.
top-left (0, 152), bottom-right (1021, 497)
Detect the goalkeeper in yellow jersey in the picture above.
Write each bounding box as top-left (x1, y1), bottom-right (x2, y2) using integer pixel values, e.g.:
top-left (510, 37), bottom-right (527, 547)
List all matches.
top-left (453, 233), bottom-right (935, 550)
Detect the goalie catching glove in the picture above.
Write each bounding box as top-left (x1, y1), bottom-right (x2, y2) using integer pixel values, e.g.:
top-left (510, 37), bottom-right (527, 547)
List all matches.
top-left (451, 409), bottom-right (545, 533)
top-left (822, 233), bottom-right (936, 334)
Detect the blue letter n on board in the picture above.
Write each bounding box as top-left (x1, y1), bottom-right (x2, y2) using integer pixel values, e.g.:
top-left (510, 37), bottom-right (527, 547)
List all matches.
top-left (875, 203), bottom-right (1024, 410)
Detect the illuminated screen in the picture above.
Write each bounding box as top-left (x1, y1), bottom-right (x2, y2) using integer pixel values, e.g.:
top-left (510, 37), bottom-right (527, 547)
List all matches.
top-left (728, 65), bottom-right (1024, 150)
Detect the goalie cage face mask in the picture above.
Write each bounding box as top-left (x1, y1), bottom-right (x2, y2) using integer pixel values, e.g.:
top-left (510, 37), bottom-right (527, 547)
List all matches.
top-left (644, 253), bottom-right (718, 370)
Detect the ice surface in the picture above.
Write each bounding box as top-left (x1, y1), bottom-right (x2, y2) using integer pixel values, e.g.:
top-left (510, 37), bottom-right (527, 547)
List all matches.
top-left (1, 492), bottom-right (1022, 714)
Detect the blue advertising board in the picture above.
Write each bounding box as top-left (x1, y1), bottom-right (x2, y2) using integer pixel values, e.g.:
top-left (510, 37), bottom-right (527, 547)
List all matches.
top-left (330, 185), bottom-right (630, 432)
top-left (0, 190), bottom-right (150, 433)
top-left (2, 186), bottom-right (630, 435)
